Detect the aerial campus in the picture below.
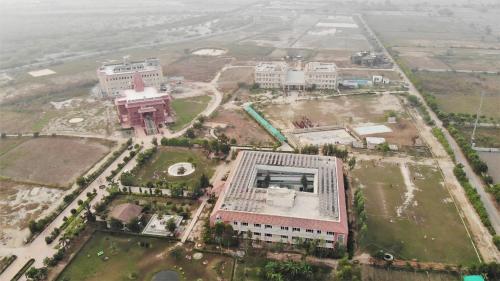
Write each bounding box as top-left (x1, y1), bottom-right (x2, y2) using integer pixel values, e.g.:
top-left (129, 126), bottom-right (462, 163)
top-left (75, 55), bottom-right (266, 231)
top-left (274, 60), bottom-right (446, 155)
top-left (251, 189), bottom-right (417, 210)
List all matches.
top-left (0, 1), bottom-right (499, 281)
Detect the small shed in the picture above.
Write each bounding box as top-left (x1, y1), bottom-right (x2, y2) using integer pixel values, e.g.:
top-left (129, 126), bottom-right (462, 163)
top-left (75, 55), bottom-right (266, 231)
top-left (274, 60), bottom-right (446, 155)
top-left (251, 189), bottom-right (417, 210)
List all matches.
top-left (110, 203), bottom-right (143, 224)
top-left (366, 137), bottom-right (386, 149)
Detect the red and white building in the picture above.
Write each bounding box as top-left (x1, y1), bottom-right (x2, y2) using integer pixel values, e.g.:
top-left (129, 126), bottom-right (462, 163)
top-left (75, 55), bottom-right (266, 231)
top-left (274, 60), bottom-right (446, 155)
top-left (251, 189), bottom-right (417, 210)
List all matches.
top-left (97, 57), bottom-right (163, 98)
top-left (210, 151), bottom-right (348, 248)
top-left (114, 73), bottom-right (172, 135)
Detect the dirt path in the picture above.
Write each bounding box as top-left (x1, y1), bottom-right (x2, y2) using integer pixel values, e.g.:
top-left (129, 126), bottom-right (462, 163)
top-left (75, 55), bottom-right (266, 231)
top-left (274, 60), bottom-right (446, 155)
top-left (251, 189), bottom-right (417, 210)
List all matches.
top-left (397, 164), bottom-right (416, 217)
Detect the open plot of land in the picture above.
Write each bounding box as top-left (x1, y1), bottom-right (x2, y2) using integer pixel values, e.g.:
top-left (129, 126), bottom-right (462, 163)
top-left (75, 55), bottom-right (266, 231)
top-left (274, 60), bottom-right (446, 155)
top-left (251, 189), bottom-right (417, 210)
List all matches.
top-left (165, 56), bottom-right (230, 82)
top-left (0, 137), bottom-right (114, 187)
top-left (352, 160), bottom-right (478, 264)
top-left (0, 81), bottom-right (119, 136)
top-left (361, 265), bottom-right (458, 281)
top-left (260, 94), bottom-right (403, 129)
top-left (367, 119), bottom-right (420, 148)
top-left (57, 232), bottom-right (234, 281)
top-left (457, 127), bottom-right (500, 149)
top-left (210, 108), bottom-right (275, 146)
top-left (414, 71), bottom-right (500, 120)
top-left (131, 146), bottom-right (216, 189)
top-left (170, 95), bottom-right (211, 131)
top-left (0, 179), bottom-right (64, 247)
top-left (217, 67), bottom-right (254, 94)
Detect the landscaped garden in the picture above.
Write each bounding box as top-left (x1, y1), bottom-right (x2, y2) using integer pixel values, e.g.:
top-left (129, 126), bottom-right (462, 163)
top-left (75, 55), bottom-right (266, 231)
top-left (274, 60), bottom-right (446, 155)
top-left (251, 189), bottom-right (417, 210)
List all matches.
top-left (125, 146), bottom-right (217, 191)
top-left (57, 232), bottom-right (234, 281)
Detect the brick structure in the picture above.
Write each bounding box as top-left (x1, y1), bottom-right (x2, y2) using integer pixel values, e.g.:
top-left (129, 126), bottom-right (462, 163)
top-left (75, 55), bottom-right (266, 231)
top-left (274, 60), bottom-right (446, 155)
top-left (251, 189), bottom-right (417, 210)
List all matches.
top-left (114, 73), bottom-right (172, 135)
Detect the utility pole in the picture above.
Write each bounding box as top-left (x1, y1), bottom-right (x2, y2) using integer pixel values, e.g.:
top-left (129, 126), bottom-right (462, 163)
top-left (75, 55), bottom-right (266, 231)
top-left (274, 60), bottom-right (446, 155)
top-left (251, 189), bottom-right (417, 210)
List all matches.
top-left (471, 91), bottom-right (485, 147)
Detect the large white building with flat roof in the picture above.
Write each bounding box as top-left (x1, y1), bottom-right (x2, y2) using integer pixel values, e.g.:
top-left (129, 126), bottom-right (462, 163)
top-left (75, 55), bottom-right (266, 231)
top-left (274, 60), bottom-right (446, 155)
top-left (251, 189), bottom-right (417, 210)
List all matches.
top-left (210, 151), bottom-right (348, 248)
top-left (254, 61), bottom-right (338, 91)
top-left (97, 57), bottom-right (163, 97)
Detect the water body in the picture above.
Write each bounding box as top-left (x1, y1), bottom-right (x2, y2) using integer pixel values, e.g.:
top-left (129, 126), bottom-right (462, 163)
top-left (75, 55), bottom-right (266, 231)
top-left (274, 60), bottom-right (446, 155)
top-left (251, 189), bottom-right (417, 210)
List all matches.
top-left (478, 151), bottom-right (500, 184)
top-left (152, 270), bottom-right (180, 281)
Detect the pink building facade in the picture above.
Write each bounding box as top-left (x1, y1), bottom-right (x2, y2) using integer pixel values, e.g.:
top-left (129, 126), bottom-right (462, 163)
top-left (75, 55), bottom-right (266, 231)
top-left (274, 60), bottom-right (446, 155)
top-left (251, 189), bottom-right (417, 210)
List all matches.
top-left (115, 73), bottom-right (172, 135)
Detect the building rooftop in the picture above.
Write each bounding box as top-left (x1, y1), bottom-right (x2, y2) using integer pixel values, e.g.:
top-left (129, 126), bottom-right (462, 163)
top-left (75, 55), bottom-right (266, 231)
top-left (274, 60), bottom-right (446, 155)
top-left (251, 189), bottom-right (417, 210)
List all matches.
top-left (98, 58), bottom-right (161, 75)
top-left (255, 62), bottom-right (288, 72)
top-left (219, 151), bottom-right (342, 222)
top-left (305, 61), bottom-right (337, 72)
top-left (110, 203), bottom-right (143, 224)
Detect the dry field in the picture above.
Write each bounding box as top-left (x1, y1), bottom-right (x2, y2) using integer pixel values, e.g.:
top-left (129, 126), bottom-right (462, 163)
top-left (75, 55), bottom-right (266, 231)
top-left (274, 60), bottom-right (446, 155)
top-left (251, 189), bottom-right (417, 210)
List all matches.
top-left (259, 93), bottom-right (403, 129)
top-left (414, 71), bottom-right (500, 120)
top-left (352, 160), bottom-right (478, 264)
top-left (0, 137), bottom-right (114, 187)
top-left (217, 66), bottom-right (254, 94)
top-left (368, 119), bottom-right (420, 147)
top-left (164, 56), bottom-right (231, 82)
top-left (210, 108), bottom-right (275, 146)
top-left (0, 179), bottom-right (63, 247)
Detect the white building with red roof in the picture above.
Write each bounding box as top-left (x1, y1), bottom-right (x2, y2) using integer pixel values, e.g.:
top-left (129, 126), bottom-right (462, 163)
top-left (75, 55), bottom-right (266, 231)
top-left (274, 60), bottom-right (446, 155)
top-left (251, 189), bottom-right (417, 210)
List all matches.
top-left (210, 151), bottom-right (348, 248)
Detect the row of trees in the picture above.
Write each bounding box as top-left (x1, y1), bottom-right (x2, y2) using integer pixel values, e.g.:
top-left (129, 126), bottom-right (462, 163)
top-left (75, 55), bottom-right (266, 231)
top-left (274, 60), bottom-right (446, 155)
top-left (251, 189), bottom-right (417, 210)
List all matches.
top-left (354, 189), bottom-right (368, 242)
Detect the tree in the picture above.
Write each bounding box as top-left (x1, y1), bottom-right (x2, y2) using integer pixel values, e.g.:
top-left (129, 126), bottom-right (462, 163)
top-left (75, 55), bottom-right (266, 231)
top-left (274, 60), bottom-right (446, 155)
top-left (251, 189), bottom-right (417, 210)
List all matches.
top-left (170, 246), bottom-right (184, 260)
top-left (120, 172), bottom-right (134, 186)
top-left (127, 218), bottom-right (141, 233)
top-left (177, 166), bottom-right (186, 175)
top-left (76, 176), bottom-right (87, 188)
top-left (167, 218), bottom-right (177, 234)
top-left (335, 257), bottom-right (361, 281)
top-left (348, 157), bottom-right (356, 170)
top-left (151, 137), bottom-right (158, 146)
top-left (185, 128), bottom-right (196, 139)
top-left (25, 267), bottom-right (48, 281)
top-left (109, 218), bottom-right (123, 230)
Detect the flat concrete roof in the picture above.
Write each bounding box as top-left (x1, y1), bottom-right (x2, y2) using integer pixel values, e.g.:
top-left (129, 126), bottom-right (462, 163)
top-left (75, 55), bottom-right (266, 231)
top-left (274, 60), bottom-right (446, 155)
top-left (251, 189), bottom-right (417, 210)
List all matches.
top-left (219, 151), bottom-right (343, 221)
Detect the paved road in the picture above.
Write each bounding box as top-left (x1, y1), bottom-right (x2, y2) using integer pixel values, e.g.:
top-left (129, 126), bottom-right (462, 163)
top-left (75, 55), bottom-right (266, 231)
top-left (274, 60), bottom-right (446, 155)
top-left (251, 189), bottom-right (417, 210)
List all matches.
top-left (357, 14), bottom-right (499, 261)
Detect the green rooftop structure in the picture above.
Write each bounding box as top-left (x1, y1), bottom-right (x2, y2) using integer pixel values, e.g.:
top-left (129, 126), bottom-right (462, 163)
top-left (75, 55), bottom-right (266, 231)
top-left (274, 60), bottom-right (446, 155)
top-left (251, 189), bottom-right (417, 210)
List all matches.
top-left (463, 275), bottom-right (485, 281)
top-left (244, 105), bottom-right (287, 143)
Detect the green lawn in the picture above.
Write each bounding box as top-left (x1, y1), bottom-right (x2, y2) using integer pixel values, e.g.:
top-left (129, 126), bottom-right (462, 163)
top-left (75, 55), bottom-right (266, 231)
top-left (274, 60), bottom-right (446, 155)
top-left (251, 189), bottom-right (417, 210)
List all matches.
top-left (352, 161), bottom-right (478, 264)
top-left (131, 146), bottom-right (217, 189)
top-left (57, 232), bottom-right (234, 281)
top-left (170, 95), bottom-right (211, 131)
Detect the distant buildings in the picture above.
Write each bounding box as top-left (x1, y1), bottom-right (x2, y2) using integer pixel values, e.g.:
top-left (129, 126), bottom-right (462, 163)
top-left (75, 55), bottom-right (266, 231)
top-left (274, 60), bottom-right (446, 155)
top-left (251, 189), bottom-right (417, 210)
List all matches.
top-left (210, 151), bottom-right (348, 248)
top-left (254, 61), bottom-right (338, 91)
top-left (97, 57), bottom-right (163, 97)
top-left (114, 73), bottom-right (172, 135)
top-left (351, 51), bottom-right (392, 68)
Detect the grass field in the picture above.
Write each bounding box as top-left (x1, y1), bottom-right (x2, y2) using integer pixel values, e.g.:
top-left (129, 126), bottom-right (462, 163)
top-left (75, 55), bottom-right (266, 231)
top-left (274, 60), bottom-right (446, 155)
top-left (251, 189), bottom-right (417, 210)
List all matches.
top-left (414, 71), bottom-right (500, 120)
top-left (131, 146), bottom-right (216, 189)
top-left (361, 265), bottom-right (459, 281)
top-left (57, 232), bottom-right (234, 281)
top-left (165, 56), bottom-right (230, 82)
top-left (458, 127), bottom-right (500, 148)
top-left (171, 95), bottom-right (211, 131)
top-left (0, 136), bottom-right (114, 187)
top-left (352, 161), bottom-right (478, 264)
